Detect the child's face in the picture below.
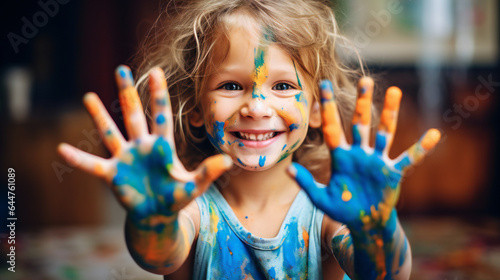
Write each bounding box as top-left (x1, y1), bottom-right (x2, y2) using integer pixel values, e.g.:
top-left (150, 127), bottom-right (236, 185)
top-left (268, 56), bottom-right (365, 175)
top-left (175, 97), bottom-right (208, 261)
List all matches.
top-left (195, 23), bottom-right (320, 171)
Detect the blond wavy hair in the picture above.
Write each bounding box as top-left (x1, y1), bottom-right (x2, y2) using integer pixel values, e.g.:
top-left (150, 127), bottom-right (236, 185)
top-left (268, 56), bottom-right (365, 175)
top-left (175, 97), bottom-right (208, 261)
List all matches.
top-left (135, 0), bottom-right (366, 184)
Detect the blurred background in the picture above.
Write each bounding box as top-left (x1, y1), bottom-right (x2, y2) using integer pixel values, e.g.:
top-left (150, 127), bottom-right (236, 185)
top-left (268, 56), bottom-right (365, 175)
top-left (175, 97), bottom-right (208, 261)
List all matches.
top-left (0, 0), bottom-right (499, 279)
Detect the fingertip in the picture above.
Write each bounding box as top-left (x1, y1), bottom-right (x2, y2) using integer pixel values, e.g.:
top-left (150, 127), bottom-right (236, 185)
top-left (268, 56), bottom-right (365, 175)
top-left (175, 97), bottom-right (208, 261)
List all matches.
top-left (319, 80), bottom-right (334, 102)
top-left (359, 76), bottom-right (374, 88)
top-left (286, 163), bottom-right (298, 178)
top-left (149, 67), bottom-right (167, 91)
top-left (222, 154), bottom-right (234, 169)
top-left (384, 87), bottom-right (402, 110)
top-left (421, 128), bottom-right (441, 151)
top-left (82, 92), bottom-right (98, 103)
top-left (115, 65), bottom-right (134, 89)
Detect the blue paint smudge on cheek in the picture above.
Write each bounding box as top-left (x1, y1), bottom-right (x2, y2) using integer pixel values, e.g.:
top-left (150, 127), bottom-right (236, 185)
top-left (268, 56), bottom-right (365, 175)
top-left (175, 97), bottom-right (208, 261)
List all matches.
top-left (282, 144), bottom-right (287, 151)
top-left (213, 121), bottom-right (225, 145)
top-left (259, 156), bottom-right (266, 167)
top-left (289, 123), bottom-right (298, 131)
top-left (239, 142), bottom-right (244, 147)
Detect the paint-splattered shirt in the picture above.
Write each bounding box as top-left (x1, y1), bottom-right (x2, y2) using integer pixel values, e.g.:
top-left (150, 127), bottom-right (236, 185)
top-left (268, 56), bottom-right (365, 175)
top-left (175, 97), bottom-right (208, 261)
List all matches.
top-left (193, 185), bottom-right (324, 279)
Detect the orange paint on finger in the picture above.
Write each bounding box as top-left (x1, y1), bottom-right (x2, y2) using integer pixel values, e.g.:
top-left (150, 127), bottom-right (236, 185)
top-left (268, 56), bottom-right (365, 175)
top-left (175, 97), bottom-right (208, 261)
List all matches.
top-left (321, 101), bottom-right (342, 149)
top-left (420, 128), bottom-right (441, 151)
top-left (93, 162), bottom-right (105, 177)
top-left (120, 87), bottom-right (144, 114)
top-left (353, 77), bottom-right (374, 125)
top-left (203, 155), bottom-right (232, 182)
top-left (385, 87), bottom-right (402, 110)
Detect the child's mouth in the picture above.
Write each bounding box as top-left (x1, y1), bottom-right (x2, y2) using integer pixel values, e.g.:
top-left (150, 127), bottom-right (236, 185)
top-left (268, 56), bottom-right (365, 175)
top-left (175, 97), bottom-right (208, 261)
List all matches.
top-left (230, 131), bottom-right (283, 141)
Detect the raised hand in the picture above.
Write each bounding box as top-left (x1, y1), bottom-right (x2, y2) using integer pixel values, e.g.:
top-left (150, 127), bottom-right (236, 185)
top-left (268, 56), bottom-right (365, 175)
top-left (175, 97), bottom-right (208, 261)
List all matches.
top-left (287, 77), bottom-right (440, 229)
top-left (58, 66), bottom-right (232, 228)
top-left (287, 78), bottom-right (440, 279)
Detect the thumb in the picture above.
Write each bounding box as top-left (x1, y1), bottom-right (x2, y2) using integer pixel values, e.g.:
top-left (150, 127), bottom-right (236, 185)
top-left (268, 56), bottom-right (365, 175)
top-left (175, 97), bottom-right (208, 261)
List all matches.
top-left (194, 154), bottom-right (233, 195)
top-left (286, 162), bottom-right (326, 206)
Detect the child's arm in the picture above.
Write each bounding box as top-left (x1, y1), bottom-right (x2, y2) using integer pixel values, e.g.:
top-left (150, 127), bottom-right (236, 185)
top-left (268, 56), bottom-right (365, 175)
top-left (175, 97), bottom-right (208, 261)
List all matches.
top-left (288, 78), bottom-right (440, 279)
top-left (58, 66), bottom-right (232, 274)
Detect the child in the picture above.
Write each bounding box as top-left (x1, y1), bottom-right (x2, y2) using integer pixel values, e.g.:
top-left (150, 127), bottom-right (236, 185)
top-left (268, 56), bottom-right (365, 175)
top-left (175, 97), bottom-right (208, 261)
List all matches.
top-left (58, 0), bottom-right (441, 279)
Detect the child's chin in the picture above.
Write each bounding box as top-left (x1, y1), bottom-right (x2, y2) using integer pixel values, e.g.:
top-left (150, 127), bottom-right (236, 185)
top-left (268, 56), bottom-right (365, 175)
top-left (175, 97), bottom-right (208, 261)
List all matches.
top-left (235, 160), bottom-right (275, 171)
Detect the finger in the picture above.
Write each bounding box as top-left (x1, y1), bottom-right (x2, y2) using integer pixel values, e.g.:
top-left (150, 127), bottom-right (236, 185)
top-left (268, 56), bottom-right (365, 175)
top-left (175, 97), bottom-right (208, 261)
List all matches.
top-left (394, 129), bottom-right (441, 172)
top-left (149, 67), bottom-right (174, 139)
top-left (193, 154), bottom-right (233, 196)
top-left (115, 65), bottom-right (149, 140)
top-left (319, 80), bottom-right (346, 150)
top-left (83, 92), bottom-right (127, 155)
top-left (375, 87), bottom-right (402, 156)
top-left (286, 162), bottom-right (327, 206)
top-left (351, 77), bottom-right (374, 147)
top-left (57, 143), bottom-right (113, 180)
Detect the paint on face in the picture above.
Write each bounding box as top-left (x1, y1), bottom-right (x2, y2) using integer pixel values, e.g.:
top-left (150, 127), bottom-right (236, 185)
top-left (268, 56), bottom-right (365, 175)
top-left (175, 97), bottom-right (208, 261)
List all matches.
top-left (277, 140), bottom-right (300, 163)
top-left (237, 158), bottom-right (246, 167)
top-left (258, 155), bottom-right (266, 167)
top-left (207, 121), bottom-right (226, 152)
top-left (251, 29), bottom-right (273, 100)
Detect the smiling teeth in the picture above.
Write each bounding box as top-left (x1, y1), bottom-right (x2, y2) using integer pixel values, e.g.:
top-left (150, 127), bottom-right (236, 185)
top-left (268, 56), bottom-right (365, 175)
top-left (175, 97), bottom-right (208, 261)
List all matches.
top-left (238, 132), bottom-right (275, 141)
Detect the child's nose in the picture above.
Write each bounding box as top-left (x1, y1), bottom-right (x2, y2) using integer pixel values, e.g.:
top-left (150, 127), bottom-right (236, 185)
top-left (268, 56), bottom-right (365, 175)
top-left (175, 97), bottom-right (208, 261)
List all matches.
top-left (240, 96), bottom-right (273, 120)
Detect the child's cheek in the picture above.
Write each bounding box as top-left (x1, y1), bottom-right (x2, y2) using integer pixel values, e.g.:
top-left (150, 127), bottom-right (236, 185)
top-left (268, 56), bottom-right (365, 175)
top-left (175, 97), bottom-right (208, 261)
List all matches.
top-left (204, 98), bottom-right (238, 153)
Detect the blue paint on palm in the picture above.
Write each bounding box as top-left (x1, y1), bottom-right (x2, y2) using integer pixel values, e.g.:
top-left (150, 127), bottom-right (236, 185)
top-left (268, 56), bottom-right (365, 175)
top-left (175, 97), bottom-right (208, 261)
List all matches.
top-left (291, 144), bottom-right (405, 279)
top-left (112, 137), bottom-right (194, 231)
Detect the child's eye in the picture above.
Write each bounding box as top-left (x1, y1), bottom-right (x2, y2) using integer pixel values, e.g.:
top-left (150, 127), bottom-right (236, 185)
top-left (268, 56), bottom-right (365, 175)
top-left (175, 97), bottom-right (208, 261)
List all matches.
top-left (272, 83), bottom-right (294, 91)
top-left (219, 82), bottom-right (242, 91)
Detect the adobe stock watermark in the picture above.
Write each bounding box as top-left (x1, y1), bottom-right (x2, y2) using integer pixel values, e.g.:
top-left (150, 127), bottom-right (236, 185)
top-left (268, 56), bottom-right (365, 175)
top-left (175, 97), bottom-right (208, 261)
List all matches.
top-left (402, 73), bottom-right (499, 178)
top-left (443, 74), bottom-right (499, 130)
top-left (7, 0), bottom-right (71, 54)
top-left (351, 0), bottom-right (404, 49)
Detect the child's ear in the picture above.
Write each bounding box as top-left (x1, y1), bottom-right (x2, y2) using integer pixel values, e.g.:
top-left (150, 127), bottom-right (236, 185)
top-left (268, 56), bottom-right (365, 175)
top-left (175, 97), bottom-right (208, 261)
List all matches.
top-left (308, 101), bottom-right (321, 128)
top-left (188, 108), bottom-right (205, 127)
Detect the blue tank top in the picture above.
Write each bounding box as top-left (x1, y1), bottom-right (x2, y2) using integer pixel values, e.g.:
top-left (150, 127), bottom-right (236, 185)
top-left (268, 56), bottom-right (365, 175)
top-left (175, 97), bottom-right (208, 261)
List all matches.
top-left (193, 185), bottom-right (325, 279)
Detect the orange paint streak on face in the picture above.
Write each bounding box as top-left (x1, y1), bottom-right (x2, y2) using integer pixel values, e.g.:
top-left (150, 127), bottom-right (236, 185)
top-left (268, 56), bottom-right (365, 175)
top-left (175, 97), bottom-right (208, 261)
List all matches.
top-left (276, 110), bottom-right (297, 128)
top-left (321, 101), bottom-right (341, 149)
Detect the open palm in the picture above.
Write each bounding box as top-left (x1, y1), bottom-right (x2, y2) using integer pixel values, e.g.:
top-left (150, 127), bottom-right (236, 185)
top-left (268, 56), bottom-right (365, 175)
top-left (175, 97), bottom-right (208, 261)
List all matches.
top-left (58, 66), bottom-right (231, 227)
top-left (288, 78), bottom-right (440, 229)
